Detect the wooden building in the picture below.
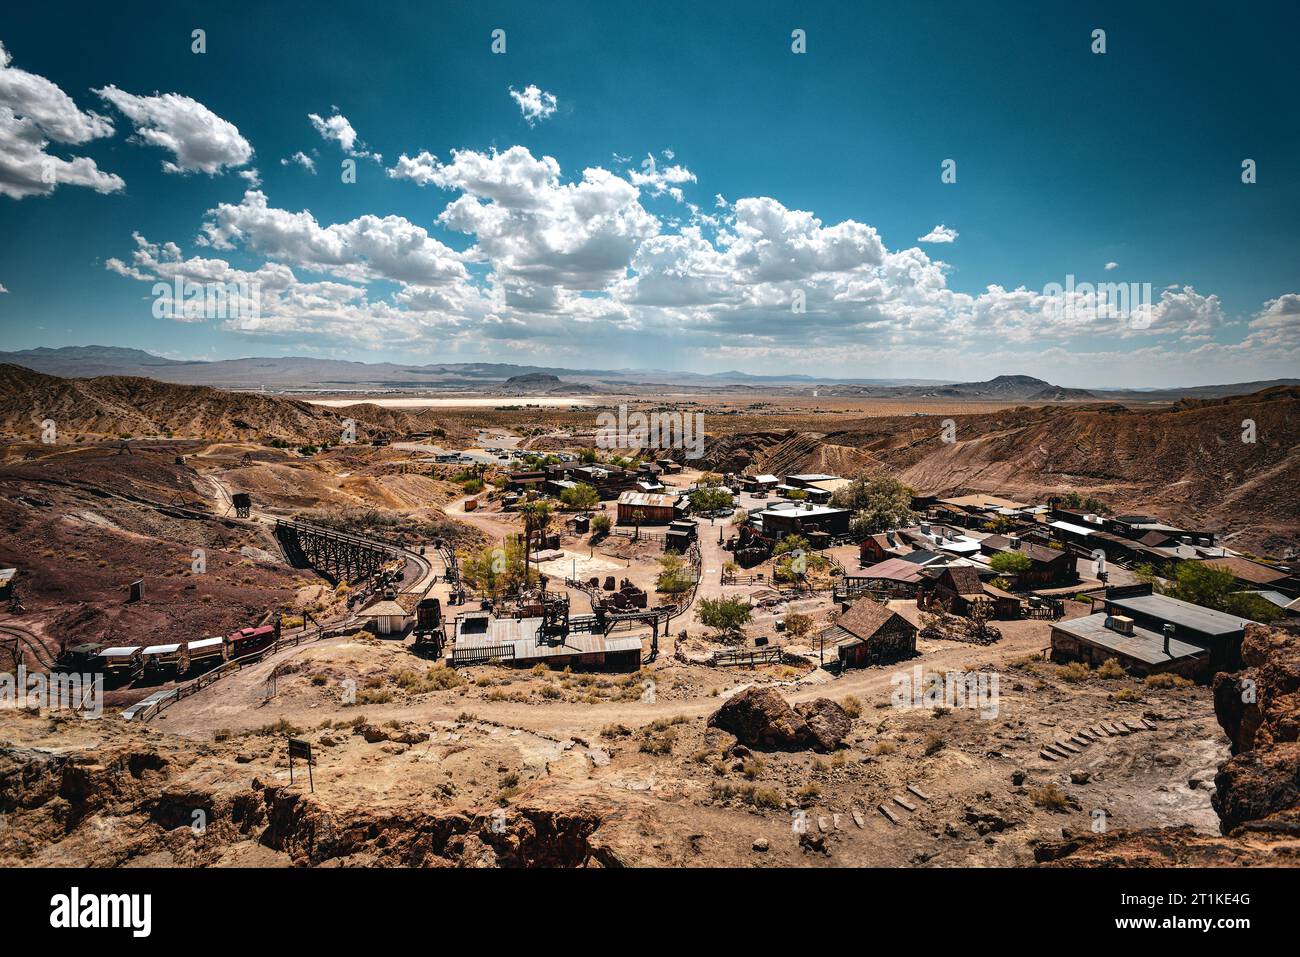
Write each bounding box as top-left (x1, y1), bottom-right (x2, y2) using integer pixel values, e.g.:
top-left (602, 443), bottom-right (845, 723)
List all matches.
top-left (819, 599), bottom-right (918, 668)
top-left (1199, 556), bottom-right (1300, 598)
top-left (506, 470), bottom-right (548, 493)
top-left (1050, 613), bottom-right (1208, 679)
top-left (451, 613), bottom-right (642, 671)
top-left (361, 599), bottom-right (412, 636)
top-left (616, 491), bottom-right (678, 525)
top-left (757, 503), bottom-right (850, 539)
top-left (1101, 588), bottom-right (1258, 670)
top-left (979, 537), bottom-right (1075, 586)
top-left (859, 531), bottom-right (909, 565)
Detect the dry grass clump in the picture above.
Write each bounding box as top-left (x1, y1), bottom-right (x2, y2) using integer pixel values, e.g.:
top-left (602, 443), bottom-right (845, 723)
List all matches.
top-left (1095, 658), bottom-right (1127, 679)
top-left (1056, 662), bottom-right (1092, 683)
top-left (1029, 783), bottom-right (1071, 811)
top-left (1143, 672), bottom-right (1192, 689)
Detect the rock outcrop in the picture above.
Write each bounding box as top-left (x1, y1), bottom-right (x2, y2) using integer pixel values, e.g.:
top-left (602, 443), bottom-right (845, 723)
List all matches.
top-left (708, 688), bottom-right (850, 752)
top-left (1040, 624), bottom-right (1300, 866)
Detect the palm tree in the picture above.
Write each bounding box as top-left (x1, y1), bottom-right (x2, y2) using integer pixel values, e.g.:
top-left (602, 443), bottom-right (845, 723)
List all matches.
top-left (520, 500), bottom-right (553, 586)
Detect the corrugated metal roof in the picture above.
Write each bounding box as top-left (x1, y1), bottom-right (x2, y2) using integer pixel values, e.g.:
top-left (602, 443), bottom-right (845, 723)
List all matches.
top-left (1054, 613), bottom-right (1206, 664)
top-left (1105, 593), bottom-right (1257, 637)
top-left (617, 491), bottom-right (677, 509)
top-left (454, 616), bottom-right (644, 661)
top-left (857, 558), bottom-right (928, 583)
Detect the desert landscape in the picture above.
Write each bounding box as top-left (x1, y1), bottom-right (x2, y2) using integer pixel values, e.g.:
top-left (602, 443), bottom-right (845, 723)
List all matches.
top-left (1, 3), bottom-right (1295, 935)
top-left (0, 355), bottom-right (1296, 871)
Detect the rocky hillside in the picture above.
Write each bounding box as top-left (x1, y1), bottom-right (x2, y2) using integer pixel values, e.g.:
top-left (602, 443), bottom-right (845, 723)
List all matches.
top-left (0, 364), bottom-right (440, 443)
top-left (1038, 623), bottom-right (1300, 866)
top-left (696, 387), bottom-right (1300, 554)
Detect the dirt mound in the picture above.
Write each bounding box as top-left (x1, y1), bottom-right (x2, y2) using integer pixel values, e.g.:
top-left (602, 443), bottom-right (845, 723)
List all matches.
top-left (0, 448), bottom-right (318, 655)
top-left (0, 364), bottom-right (441, 443)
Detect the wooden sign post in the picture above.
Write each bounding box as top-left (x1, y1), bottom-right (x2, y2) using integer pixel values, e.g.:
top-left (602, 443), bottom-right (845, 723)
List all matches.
top-left (288, 737), bottom-right (314, 792)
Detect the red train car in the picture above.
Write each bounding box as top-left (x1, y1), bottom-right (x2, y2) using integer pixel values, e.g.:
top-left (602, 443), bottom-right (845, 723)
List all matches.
top-left (227, 624), bottom-right (276, 658)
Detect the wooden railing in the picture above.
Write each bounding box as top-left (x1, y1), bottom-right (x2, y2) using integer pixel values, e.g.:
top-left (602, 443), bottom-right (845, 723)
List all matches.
top-left (125, 619), bottom-right (361, 722)
top-left (711, 646), bottom-right (786, 667)
top-left (451, 644), bottom-right (517, 667)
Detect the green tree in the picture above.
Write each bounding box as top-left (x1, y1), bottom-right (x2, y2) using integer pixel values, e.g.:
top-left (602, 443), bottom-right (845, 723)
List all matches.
top-left (560, 482), bottom-right (599, 510)
top-left (656, 553), bottom-right (695, 594)
top-left (773, 534), bottom-right (809, 556)
top-left (590, 513), bottom-right (612, 538)
top-left (696, 596), bottom-right (752, 638)
top-left (460, 539), bottom-right (527, 603)
top-left (689, 486), bottom-right (732, 514)
top-left (984, 514), bottom-right (1016, 533)
top-left (783, 611), bottom-right (814, 641)
top-left (1055, 492), bottom-right (1112, 515)
top-left (832, 474), bottom-right (917, 536)
top-left (1160, 561), bottom-right (1281, 621)
top-left (989, 551), bottom-right (1032, 575)
top-left (519, 500), bottom-right (553, 585)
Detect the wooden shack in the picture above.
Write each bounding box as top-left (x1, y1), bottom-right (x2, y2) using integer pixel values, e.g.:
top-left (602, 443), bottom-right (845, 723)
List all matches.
top-left (819, 599), bottom-right (917, 668)
top-left (616, 491), bottom-right (678, 525)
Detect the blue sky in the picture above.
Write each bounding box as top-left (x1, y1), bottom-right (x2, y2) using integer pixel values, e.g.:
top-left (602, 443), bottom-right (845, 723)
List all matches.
top-left (0, 1), bottom-right (1296, 386)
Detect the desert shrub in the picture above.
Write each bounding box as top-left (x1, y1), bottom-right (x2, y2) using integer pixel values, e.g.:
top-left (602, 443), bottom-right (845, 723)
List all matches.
top-left (1029, 784), bottom-right (1071, 811)
top-left (639, 728), bottom-right (677, 755)
top-left (256, 718), bottom-right (303, 737)
top-left (1143, 672), bottom-right (1193, 689)
top-left (840, 695), bottom-right (862, 718)
top-left (710, 782), bottom-right (783, 809)
top-left (795, 782), bottom-right (821, 804)
top-left (1095, 658), bottom-right (1127, 679)
top-left (696, 596), bottom-right (752, 638)
top-left (872, 740), bottom-right (897, 755)
top-left (1056, 662), bottom-right (1092, 683)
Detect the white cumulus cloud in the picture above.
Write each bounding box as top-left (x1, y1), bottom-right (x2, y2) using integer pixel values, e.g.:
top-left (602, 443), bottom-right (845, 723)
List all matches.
top-left (95, 85), bottom-right (252, 174)
top-left (281, 151), bottom-right (316, 173)
top-left (508, 85), bottom-right (557, 126)
top-left (0, 39), bottom-right (123, 199)
top-left (917, 224), bottom-right (958, 243)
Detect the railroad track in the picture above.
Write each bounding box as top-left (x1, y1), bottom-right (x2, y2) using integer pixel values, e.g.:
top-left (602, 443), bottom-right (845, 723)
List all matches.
top-left (0, 622), bottom-right (58, 671)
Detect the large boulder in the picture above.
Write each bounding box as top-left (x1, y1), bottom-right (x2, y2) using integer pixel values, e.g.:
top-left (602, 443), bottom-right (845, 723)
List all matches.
top-left (794, 698), bottom-right (852, 752)
top-left (708, 689), bottom-right (851, 752)
top-left (708, 688), bottom-right (809, 750)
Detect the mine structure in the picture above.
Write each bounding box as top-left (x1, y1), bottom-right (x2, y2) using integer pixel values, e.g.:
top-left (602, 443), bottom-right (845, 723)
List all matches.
top-left (275, 519), bottom-right (404, 583)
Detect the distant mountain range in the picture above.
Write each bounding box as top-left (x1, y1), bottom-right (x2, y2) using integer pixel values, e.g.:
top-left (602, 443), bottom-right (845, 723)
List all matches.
top-left (1, 346), bottom-right (1295, 401)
